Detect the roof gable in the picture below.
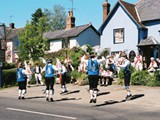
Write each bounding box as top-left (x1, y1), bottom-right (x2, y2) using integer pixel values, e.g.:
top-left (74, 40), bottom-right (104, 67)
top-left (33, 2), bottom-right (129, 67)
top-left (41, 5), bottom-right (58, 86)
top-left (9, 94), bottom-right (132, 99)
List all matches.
top-left (98, 0), bottom-right (146, 34)
top-left (136, 0), bottom-right (160, 22)
top-left (43, 24), bottom-right (99, 40)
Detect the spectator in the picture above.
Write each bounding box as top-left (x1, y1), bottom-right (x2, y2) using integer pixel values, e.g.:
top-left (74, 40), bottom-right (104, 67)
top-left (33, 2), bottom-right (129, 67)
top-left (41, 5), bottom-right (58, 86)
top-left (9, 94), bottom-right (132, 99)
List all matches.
top-left (32, 61), bottom-right (44, 86)
top-left (148, 57), bottom-right (158, 73)
top-left (102, 67), bottom-right (114, 86)
top-left (134, 52), bottom-right (143, 71)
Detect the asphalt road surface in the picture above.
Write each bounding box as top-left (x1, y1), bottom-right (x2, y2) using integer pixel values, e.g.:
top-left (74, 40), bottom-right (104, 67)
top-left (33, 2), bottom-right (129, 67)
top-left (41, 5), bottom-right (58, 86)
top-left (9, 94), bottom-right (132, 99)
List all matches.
top-left (0, 84), bottom-right (160, 120)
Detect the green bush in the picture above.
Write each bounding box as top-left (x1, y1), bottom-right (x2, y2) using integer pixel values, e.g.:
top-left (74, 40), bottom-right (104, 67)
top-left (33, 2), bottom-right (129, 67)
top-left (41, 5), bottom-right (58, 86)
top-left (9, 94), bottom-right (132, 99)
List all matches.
top-left (117, 69), bottom-right (124, 85)
top-left (70, 70), bottom-right (81, 79)
top-left (70, 70), bottom-right (88, 85)
top-left (125, 69), bottom-right (160, 87)
top-left (131, 70), bottom-right (149, 85)
top-left (146, 71), bottom-right (160, 86)
top-left (2, 68), bottom-right (17, 87)
top-left (3, 62), bottom-right (16, 69)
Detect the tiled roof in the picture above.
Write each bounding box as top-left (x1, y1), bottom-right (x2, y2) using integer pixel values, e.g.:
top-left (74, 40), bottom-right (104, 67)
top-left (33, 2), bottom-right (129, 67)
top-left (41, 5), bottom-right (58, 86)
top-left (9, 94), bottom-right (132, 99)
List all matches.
top-left (137, 36), bottom-right (160, 46)
top-left (119, 0), bottom-right (146, 28)
top-left (136, 0), bottom-right (160, 22)
top-left (43, 23), bottom-right (98, 40)
top-left (6, 28), bottom-right (23, 40)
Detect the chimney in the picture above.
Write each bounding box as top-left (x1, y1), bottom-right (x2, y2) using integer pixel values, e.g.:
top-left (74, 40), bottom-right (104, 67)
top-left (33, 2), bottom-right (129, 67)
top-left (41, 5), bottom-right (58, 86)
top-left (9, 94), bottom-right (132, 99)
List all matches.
top-left (102, 0), bottom-right (110, 22)
top-left (66, 11), bottom-right (75, 29)
top-left (9, 23), bottom-right (15, 29)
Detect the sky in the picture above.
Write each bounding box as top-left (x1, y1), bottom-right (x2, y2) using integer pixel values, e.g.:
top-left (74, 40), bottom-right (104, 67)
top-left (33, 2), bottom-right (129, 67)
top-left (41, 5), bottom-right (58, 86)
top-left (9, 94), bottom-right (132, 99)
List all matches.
top-left (0, 0), bottom-right (139, 29)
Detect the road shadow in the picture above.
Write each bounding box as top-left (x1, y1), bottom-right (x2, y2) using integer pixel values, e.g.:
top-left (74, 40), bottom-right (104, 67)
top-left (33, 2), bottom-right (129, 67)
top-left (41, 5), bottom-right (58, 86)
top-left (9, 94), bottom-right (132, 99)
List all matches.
top-left (26, 96), bottom-right (46, 99)
top-left (54, 97), bottom-right (81, 102)
top-left (27, 85), bottom-right (45, 88)
top-left (97, 92), bottom-right (110, 96)
top-left (130, 94), bottom-right (145, 100)
top-left (94, 94), bottom-right (145, 107)
top-left (60, 90), bottom-right (80, 95)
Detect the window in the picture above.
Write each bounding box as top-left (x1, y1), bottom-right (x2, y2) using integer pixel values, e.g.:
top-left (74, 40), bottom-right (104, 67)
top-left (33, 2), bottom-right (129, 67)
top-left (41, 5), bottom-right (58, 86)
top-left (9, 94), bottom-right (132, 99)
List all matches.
top-left (62, 38), bottom-right (70, 48)
top-left (114, 28), bottom-right (124, 44)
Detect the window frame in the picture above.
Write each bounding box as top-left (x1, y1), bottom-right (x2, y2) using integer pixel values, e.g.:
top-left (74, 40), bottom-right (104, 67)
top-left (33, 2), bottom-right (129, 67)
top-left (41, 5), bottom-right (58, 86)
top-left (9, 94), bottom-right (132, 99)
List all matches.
top-left (113, 28), bottom-right (124, 44)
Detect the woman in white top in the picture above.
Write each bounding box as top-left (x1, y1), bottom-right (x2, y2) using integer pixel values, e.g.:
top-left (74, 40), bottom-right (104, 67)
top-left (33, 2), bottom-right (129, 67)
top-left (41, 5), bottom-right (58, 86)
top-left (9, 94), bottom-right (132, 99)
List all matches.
top-left (134, 53), bottom-right (143, 71)
top-left (148, 57), bottom-right (158, 73)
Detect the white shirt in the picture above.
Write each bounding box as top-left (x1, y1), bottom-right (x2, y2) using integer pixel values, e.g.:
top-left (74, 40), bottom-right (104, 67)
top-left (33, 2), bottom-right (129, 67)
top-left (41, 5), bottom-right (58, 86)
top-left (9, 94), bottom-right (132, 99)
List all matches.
top-left (119, 59), bottom-right (130, 69)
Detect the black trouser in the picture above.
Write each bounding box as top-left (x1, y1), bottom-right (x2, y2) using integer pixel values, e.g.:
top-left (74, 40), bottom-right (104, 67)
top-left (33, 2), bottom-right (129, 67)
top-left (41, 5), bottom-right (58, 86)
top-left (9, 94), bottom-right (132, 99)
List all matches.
top-left (45, 77), bottom-right (54, 90)
top-left (124, 72), bottom-right (131, 87)
top-left (18, 80), bottom-right (26, 90)
top-left (88, 75), bottom-right (99, 90)
top-left (61, 72), bottom-right (67, 86)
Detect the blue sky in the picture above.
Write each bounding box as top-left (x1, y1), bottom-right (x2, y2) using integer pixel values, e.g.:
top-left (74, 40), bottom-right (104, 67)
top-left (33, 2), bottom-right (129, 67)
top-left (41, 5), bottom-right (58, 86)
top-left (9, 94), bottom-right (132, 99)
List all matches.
top-left (0, 0), bottom-right (138, 29)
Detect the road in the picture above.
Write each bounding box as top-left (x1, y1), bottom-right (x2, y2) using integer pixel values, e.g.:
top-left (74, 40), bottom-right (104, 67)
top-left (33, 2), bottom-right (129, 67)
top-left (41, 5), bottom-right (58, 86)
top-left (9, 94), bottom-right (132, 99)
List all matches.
top-left (0, 84), bottom-right (160, 120)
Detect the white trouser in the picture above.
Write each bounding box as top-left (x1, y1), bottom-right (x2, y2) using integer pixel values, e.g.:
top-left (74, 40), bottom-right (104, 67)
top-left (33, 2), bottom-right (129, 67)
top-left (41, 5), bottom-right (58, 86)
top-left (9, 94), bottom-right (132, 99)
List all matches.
top-left (35, 73), bottom-right (43, 85)
top-left (27, 74), bottom-right (32, 85)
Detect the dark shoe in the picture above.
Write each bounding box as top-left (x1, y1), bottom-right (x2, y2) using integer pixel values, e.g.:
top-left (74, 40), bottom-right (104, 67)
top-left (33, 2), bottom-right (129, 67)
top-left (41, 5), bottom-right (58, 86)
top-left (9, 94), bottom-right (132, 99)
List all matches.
top-left (46, 97), bottom-right (49, 101)
top-left (126, 94), bottom-right (132, 100)
top-left (50, 98), bottom-right (54, 102)
top-left (61, 90), bottom-right (68, 94)
top-left (18, 96), bottom-right (21, 99)
top-left (89, 99), bottom-right (93, 103)
top-left (93, 99), bottom-right (97, 103)
top-left (22, 97), bottom-right (25, 100)
top-left (64, 90), bottom-right (68, 93)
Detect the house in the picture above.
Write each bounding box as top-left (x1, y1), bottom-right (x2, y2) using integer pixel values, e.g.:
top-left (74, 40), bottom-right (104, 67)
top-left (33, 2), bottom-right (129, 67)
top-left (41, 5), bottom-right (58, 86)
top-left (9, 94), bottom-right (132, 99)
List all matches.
top-left (43, 11), bottom-right (100, 52)
top-left (99, 0), bottom-right (160, 66)
top-left (5, 23), bottom-right (23, 63)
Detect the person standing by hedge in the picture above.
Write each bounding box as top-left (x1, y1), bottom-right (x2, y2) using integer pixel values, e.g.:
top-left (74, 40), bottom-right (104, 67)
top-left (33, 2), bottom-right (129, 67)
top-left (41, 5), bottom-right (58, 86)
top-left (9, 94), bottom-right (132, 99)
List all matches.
top-left (17, 63), bottom-right (28, 100)
top-left (42, 59), bottom-right (58, 102)
top-left (32, 61), bottom-right (44, 86)
top-left (117, 54), bottom-right (132, 100)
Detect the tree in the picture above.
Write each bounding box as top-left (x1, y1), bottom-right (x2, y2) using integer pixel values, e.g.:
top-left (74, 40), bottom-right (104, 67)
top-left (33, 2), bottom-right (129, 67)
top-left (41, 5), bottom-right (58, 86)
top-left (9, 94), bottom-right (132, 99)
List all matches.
top-left (44, 5), bottom-right (67, 31)
top-left (31, 8), bottom-right (44, 26)
top-left (18, 16), bottom-right (49, 61)
top-left (18, 5), bottom-right (66, 61)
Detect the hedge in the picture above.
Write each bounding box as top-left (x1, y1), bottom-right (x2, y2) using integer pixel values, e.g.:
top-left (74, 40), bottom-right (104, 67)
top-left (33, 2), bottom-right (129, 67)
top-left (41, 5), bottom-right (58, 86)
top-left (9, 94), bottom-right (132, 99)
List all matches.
top-left (2, 68), bottom-right (17, 87)
top-left (118, 69), bottom-right (160, 87)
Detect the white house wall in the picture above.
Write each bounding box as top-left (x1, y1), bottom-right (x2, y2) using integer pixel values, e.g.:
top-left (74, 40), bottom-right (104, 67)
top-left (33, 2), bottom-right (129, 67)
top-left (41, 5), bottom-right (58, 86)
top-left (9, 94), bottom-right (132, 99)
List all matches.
top-left (101, 6), bottom-right (139, 54)
top-left (69, 38), bottom-right (77, 48)
top-left (76, 27), bottom-right (100, 47)
top-left (49, 39), bottom-right (62, 52)
top-left (145, 21), bottom-right (160, 41)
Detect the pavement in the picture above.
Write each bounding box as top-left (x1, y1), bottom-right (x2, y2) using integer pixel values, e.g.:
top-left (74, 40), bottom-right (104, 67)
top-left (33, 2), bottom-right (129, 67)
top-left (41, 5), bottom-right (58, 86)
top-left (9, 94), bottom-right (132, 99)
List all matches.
top-left (0, 82), bottom-right (160, 107)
